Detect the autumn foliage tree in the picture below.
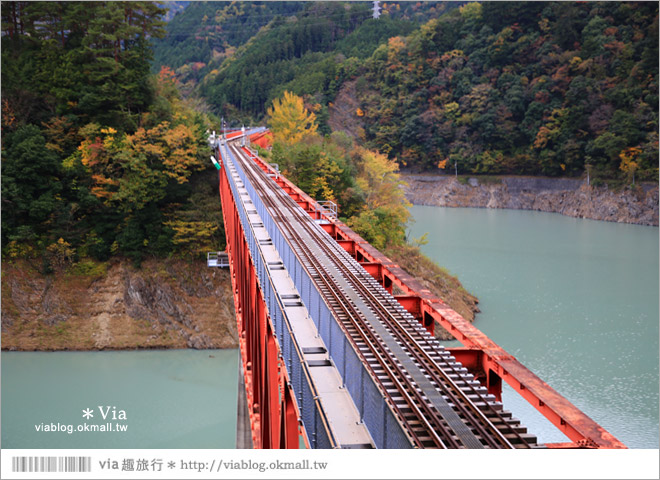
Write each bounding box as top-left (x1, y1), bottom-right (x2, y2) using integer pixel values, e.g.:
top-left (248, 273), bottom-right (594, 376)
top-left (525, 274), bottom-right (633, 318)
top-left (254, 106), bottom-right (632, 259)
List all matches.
top-left (267, 91), bottom-right (318, 144)
top-left (267, 120), bottom-right (410, 251)
top-left (45, 238), bottom-right (75, 272)
top-left (1, 2), bottom-right (218, 265)
top-left (619, 147), bottom-right (641, 185)
top-left (164, 220), bottom-right (219, 259)
top-left (347, 148), bottom-right (411, 250)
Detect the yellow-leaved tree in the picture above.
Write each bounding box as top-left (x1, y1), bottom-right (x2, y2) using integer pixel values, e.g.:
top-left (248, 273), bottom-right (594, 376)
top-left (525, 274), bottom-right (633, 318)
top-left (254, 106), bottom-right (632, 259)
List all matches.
top-left (267, 91), bottom-right (317, 144)
top-left (347, 148), bottom-right (411, 250)
top-left (164, 220), bottom-right (219, 258)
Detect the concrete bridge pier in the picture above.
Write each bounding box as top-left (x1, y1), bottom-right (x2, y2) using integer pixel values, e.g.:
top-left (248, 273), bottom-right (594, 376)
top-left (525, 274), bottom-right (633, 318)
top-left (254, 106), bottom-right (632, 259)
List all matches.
top-left (236, 357), bottom-right (253, 449)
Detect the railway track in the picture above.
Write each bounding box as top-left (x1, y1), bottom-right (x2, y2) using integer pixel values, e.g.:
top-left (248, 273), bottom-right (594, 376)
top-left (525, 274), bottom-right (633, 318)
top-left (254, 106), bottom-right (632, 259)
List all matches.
top-left (226, 141), bottom-right (538, 449)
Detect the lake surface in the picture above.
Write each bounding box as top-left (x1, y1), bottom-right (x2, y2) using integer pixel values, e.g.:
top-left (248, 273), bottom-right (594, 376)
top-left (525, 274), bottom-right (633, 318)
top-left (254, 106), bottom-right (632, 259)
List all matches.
top-left (1, 349), bottom-right (239, 448)
top-left (409, 205), bottom-right (659, 448)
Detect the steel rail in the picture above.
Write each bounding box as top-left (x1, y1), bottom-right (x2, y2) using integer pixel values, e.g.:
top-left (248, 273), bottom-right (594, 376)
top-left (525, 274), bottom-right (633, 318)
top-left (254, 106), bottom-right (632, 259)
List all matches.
top-left (229, 142), bottom-right (532, 448)
top-left (231, 143), bottom-right (520, 448)
top-left (229, 144), bottom-right (453, 448)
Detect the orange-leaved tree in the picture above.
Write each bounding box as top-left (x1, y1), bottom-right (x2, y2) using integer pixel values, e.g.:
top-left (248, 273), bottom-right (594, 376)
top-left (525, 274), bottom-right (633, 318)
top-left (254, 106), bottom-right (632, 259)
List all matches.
top-left (619, 146), bottom-right (641, 185)
top-left (128, 121), bottom-right (204, 185)
top-left (67, 118), bottom-right (205, 214)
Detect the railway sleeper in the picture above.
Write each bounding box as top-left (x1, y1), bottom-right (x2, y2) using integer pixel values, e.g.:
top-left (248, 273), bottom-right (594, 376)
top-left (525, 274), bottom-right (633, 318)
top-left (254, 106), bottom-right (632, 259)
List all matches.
top-left (500, 424), bottom-right (529, 435)
top-left (474, 401), bottom-right (504, 412)
top-left (505, 432), bottom-right (537, 444)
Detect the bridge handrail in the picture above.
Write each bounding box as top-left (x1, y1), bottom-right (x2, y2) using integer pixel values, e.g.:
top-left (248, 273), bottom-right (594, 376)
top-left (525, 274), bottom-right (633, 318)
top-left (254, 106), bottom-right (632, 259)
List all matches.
top-left (220, 142), bottom-right (340, 449)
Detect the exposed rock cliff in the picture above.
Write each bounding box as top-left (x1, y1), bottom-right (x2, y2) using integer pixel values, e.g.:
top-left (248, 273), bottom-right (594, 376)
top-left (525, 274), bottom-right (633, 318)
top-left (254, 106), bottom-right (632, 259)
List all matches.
top-left (402, 174), bottom-right (659, 226)
top-left (1, 259), bottom-right (238, 351)
top-left (2, 248), bottom-right (480, 348)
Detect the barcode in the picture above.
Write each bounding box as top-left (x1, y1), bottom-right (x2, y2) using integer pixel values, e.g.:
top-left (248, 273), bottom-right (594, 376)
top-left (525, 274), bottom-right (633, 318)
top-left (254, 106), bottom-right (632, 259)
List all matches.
top-left (11, 456), bottom-right (91, 473)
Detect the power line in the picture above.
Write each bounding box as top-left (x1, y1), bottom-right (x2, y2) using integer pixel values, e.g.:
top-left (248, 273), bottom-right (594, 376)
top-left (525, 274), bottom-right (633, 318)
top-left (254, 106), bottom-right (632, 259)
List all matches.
top-left (160, 9), bottom-right (373, 40)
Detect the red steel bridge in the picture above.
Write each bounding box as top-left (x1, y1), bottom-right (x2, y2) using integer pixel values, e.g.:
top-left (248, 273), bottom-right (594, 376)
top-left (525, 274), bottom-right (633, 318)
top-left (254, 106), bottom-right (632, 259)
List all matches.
top-left (210, 127), bottom-right (625, 450)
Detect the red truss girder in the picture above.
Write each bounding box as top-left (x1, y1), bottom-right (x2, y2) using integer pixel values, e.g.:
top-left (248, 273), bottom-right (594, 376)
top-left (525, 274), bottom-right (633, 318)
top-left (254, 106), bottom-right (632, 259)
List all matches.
top-left (217, 150), bottom-right (302, 449)
top-left (239, 134), bottom-right (625, 450)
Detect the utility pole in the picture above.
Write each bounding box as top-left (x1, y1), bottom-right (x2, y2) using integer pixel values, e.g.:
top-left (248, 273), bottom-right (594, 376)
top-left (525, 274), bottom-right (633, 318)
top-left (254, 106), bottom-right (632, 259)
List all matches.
top-left (372, 1), bottom-right (381, 19)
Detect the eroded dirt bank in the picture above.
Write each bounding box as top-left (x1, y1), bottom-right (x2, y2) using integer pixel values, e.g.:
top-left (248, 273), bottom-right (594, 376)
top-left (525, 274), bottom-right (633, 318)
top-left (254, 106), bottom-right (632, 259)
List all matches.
top-left (1, 245), bottom-right (480, 349)
top-left (1, 258), bottom-right (238, 351)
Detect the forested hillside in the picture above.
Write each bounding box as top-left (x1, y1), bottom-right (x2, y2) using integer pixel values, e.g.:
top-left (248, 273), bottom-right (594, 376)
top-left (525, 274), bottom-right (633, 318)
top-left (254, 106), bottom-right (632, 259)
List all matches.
top-left (198, 1), bottom-right (421, 127)
top-left (153, 1), bottom-right (458, 128)
top-left (1, 2), bottom-right (480, 346)
top-left (151, 1), bottom-right (306, 95)
top-left (1, 2), bottom-right (222, 265)
top-left (357, 2), bottom-right (658, 179)
top-left (154, 1), bottom-right (658, 181)
top-left (3, 1), bottom-right (658, 269)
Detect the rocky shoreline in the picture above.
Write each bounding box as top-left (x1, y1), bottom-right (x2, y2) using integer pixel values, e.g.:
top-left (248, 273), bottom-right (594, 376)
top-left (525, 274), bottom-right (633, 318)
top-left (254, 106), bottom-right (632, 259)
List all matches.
top-left (401, 174), bottom-right (659, 227)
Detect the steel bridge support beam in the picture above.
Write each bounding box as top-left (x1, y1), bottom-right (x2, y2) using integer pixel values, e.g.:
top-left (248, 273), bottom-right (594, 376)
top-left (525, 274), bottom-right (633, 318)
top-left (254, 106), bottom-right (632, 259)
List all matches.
top-left (218, 149), bottom-right (300, 449)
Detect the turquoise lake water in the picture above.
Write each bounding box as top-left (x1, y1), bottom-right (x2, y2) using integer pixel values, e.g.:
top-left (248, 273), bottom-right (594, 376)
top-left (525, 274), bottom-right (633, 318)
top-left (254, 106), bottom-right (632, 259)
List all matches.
top-left (1, 349), bottom-right (239, 448)
top-left (409, 205), bottom-right (659, 448)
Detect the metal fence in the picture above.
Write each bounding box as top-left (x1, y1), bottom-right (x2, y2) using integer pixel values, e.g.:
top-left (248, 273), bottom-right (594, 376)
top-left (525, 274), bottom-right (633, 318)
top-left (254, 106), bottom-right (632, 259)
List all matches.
top-left (224, 143), bottom-right (411, 449)
top-left (222, 141), bottom-right (336, 449)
